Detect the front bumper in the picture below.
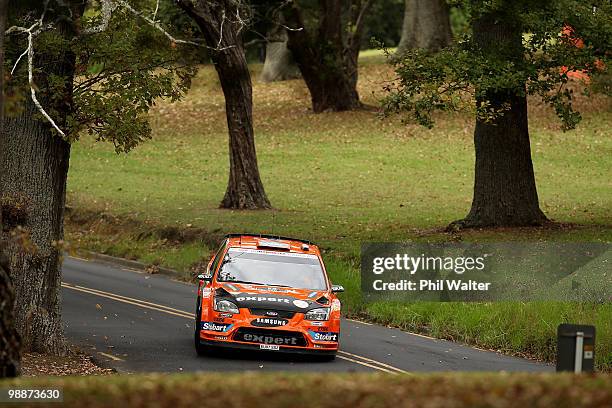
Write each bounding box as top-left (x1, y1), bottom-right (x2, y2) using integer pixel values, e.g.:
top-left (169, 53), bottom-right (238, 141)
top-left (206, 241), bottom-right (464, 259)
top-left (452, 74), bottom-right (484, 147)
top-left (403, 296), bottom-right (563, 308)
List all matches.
top-left (198, 323), bottom-right (339, 355)
top-left (198, 304), bottom-right (341, 355)
top-left (197, 338), bottom-right (338, 355)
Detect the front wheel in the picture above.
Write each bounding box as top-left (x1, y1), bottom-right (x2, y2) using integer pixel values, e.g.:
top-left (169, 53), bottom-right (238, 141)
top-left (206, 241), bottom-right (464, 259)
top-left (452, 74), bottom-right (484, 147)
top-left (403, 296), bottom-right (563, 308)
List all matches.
top-left (195, 337), bottom-right (208, 357)
top-left (194, 297), bottom-right (207, 356)
top-left (316, 353), bottom-right (336, 362)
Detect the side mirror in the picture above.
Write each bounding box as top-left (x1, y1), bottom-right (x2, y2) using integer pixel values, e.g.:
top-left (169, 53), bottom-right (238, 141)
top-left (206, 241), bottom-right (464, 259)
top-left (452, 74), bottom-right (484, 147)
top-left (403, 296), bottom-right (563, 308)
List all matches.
top-left (331, 284), bottom-right (344, 293)
top-left (197, 274), bottom-right (213, 283)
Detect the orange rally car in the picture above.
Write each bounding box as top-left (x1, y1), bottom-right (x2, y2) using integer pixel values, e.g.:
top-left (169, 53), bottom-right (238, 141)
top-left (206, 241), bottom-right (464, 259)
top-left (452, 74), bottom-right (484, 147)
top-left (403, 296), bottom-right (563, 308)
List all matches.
top-left (194, 234), bottom-right (343, 360)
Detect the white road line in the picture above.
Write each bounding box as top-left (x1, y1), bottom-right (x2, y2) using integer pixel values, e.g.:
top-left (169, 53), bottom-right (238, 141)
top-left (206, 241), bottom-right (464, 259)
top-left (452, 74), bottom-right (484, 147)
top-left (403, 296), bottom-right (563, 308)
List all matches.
top-left (345, 318), bottom-right (373, 326)
top-left (69, 256), bottom-right (90, 262)
top-left (62, 283), bottom-right (193, 319)
top-left (338, 351), bottom-right (408, 374)
top-left (98, 351), bottom-right (124, 361)
top-left (336, 355), bottom-right (395, 374)
top-left (62, 283), bottom-right (193, 316)
top-left (405, 331), bottom-right (435, 340)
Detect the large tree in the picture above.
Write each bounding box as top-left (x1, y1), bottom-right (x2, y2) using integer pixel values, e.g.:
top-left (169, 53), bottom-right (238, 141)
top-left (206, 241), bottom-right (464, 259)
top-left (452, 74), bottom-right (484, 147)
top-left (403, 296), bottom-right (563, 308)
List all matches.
top-left (176, 0), bottom-right (271, 209)
top-left (462, 9), bottom-right (546, 227)
top-left (2, 1), bottom-right (85, 354)
top-left (384, 0), bottom-right (611, 228)
top-left (282, 0), bottom-right (373, 112)
top-left (0, 0), bottom-right (21, 378)
top-left (2, 0), bottom-right (194, 354)
top-left (396, 0), bottom-right (452, 54)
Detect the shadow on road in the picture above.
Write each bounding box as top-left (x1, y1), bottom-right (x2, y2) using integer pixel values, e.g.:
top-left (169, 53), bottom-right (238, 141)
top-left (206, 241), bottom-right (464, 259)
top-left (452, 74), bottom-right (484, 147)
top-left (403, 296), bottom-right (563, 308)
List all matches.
top-left (198, 348), bottom-right (334, 364)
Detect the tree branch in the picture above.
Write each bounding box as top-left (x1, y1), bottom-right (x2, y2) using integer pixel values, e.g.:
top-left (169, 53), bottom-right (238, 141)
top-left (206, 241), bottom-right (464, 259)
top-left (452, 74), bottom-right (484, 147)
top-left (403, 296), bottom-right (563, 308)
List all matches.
top-left (5, 0), bottom-right (221, 136)
top-left (83, 0), bottom-right (115, 34)
top-left (6, 16), bottom-right (65, 136)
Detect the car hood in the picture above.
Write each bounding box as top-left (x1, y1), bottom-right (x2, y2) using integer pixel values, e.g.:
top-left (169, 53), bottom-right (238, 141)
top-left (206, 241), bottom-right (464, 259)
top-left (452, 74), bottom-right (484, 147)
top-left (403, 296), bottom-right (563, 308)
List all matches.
top-left (215, 282), bottom-right (329, 312)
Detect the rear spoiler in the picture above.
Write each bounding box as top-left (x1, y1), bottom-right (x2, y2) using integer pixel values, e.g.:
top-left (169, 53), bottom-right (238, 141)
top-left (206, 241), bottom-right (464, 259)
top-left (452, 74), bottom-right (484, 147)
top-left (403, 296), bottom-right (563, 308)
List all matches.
top-left (224, 233), bottom-right (316, 246)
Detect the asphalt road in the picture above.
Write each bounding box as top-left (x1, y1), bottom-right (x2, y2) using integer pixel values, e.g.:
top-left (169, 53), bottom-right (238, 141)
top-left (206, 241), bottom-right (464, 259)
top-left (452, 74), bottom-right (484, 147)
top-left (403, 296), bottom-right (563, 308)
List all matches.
top-left (62, 257), bottom-right (553, 374)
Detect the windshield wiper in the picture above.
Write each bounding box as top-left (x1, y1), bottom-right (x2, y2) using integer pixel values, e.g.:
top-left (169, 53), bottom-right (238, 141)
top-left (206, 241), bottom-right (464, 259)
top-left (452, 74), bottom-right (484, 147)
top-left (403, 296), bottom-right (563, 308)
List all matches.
top-left (222, 279), bottom-right (267, 285)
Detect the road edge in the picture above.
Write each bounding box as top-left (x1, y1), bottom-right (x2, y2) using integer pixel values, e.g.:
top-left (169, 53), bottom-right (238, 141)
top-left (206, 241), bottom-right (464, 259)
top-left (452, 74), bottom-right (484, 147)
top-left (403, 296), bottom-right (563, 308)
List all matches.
top-left (71, 251), bottom-right (182, 279)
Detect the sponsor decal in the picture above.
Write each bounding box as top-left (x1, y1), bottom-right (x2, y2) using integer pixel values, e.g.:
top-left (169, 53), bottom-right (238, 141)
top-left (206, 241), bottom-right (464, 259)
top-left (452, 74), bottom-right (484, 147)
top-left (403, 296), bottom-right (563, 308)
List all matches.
top-left (242, 333), bottom-right (299, 346)
top-left (251, 317), bottom-right (288, 327)
top-left (218, 312), bottom-right (233, 318)
top-left (308, 331), bottom-right (338, 342)
top-left (293, 300), bottom-right (309, 309)
top-left (238, 286), bottom-right (300, 295)
top-left (213, 318), bottom-right (226, 323)
top-left (215, 336), bottom-right (228, 340)
top-left (201, 321), bottom-right (233, 332)
top-left (310, 321), bottom-right (324, 327)
top-left (235, 295), bottom-right (291, 304)
top-left (265, 311), bottom-right (279, 317)
top-left (265, 287), bottom-right (289, 293)
top-left (260, 344), bottom-right (280, 351)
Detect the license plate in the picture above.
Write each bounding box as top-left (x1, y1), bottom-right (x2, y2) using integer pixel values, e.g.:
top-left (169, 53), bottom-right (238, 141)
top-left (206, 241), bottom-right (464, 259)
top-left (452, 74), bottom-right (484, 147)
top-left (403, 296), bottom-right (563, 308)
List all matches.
top-left (259, 344), bottom-right (280, 351)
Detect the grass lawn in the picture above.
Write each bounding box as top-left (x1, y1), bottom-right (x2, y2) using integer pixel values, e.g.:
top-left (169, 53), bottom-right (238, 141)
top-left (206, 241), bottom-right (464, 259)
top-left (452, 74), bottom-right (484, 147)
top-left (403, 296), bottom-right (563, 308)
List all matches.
top-left (65, 50), bottom-right (612, 369)
top-left (2, 372), bottom-right (611, 407)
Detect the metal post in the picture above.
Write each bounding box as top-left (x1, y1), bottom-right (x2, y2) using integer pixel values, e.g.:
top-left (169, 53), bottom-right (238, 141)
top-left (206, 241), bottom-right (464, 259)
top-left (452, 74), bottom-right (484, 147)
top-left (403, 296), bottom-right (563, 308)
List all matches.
top-left (557, 324), bottom-right (595, 372)
top-left (574, 331), bottom-right (584, 373)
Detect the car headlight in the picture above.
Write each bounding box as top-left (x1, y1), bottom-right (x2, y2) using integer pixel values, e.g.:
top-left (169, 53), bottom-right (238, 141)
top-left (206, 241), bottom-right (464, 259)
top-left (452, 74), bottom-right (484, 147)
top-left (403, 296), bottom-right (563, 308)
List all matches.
top-left (214, 298), bottom-right (239, 314)
top-left (304, 308), bottom-right (330, 321)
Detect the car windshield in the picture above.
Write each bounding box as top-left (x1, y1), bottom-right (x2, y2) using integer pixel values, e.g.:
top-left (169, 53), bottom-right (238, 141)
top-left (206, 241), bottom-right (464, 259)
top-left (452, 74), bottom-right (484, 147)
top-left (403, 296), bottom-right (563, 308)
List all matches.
top-left (217, 248), bottom-right (327, 290)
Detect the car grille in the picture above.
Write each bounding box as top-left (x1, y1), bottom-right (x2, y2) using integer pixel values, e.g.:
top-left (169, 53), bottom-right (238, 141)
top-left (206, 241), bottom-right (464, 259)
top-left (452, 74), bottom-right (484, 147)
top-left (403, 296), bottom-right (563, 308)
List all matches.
top-left (233, 328), bottom-right (307, 347)
top-left (248, 309), bottom-right (296, 319)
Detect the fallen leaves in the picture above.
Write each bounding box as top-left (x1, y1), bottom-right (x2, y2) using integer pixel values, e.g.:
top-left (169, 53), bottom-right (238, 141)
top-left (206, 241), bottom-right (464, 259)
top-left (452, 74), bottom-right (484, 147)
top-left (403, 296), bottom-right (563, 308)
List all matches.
top-left (20, 349), bottom-right (114, 377)
top-left (145, 264), bottom-right (160, 274)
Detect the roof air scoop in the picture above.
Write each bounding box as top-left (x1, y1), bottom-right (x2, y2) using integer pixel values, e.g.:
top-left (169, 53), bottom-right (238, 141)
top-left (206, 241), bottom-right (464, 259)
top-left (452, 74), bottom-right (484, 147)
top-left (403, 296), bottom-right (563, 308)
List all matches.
top-left (257, 240), bottom-right (290, 250)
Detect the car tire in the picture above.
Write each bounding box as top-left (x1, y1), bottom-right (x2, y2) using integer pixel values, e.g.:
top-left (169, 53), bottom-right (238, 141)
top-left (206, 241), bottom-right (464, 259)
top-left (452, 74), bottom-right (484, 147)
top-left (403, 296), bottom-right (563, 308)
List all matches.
top-left (194, 297), bottom-right (207, 356)
top-left (317, 353), bottom-right (336, 362)
top-left (195, 339), bottom-right (208, 357)
top-left (195, 339), bottom-right (206, 356)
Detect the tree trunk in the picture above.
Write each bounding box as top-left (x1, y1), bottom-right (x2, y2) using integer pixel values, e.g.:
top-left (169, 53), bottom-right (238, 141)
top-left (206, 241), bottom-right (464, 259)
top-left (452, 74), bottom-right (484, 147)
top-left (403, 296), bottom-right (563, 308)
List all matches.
top-left (452, 12), bottom-right (547, 228)
top-left (284, 0), bottom-right (370, 112)
top-left (260, 26), bottom-right (300, 82)
top-left (177, 0), bottom-right (271, 209)
top-left (217, 47), bottom-right (271, 209)
top-left (1, 112), bottom-right (72, 355)
top-left (0, 3), bottom-right (84, 355)
top-left (396, 0), bottom-right (452, 55)
top-left (0, 256), bottom-right (20, 377)
top-left (0, 0), bottom-right (22, 377)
